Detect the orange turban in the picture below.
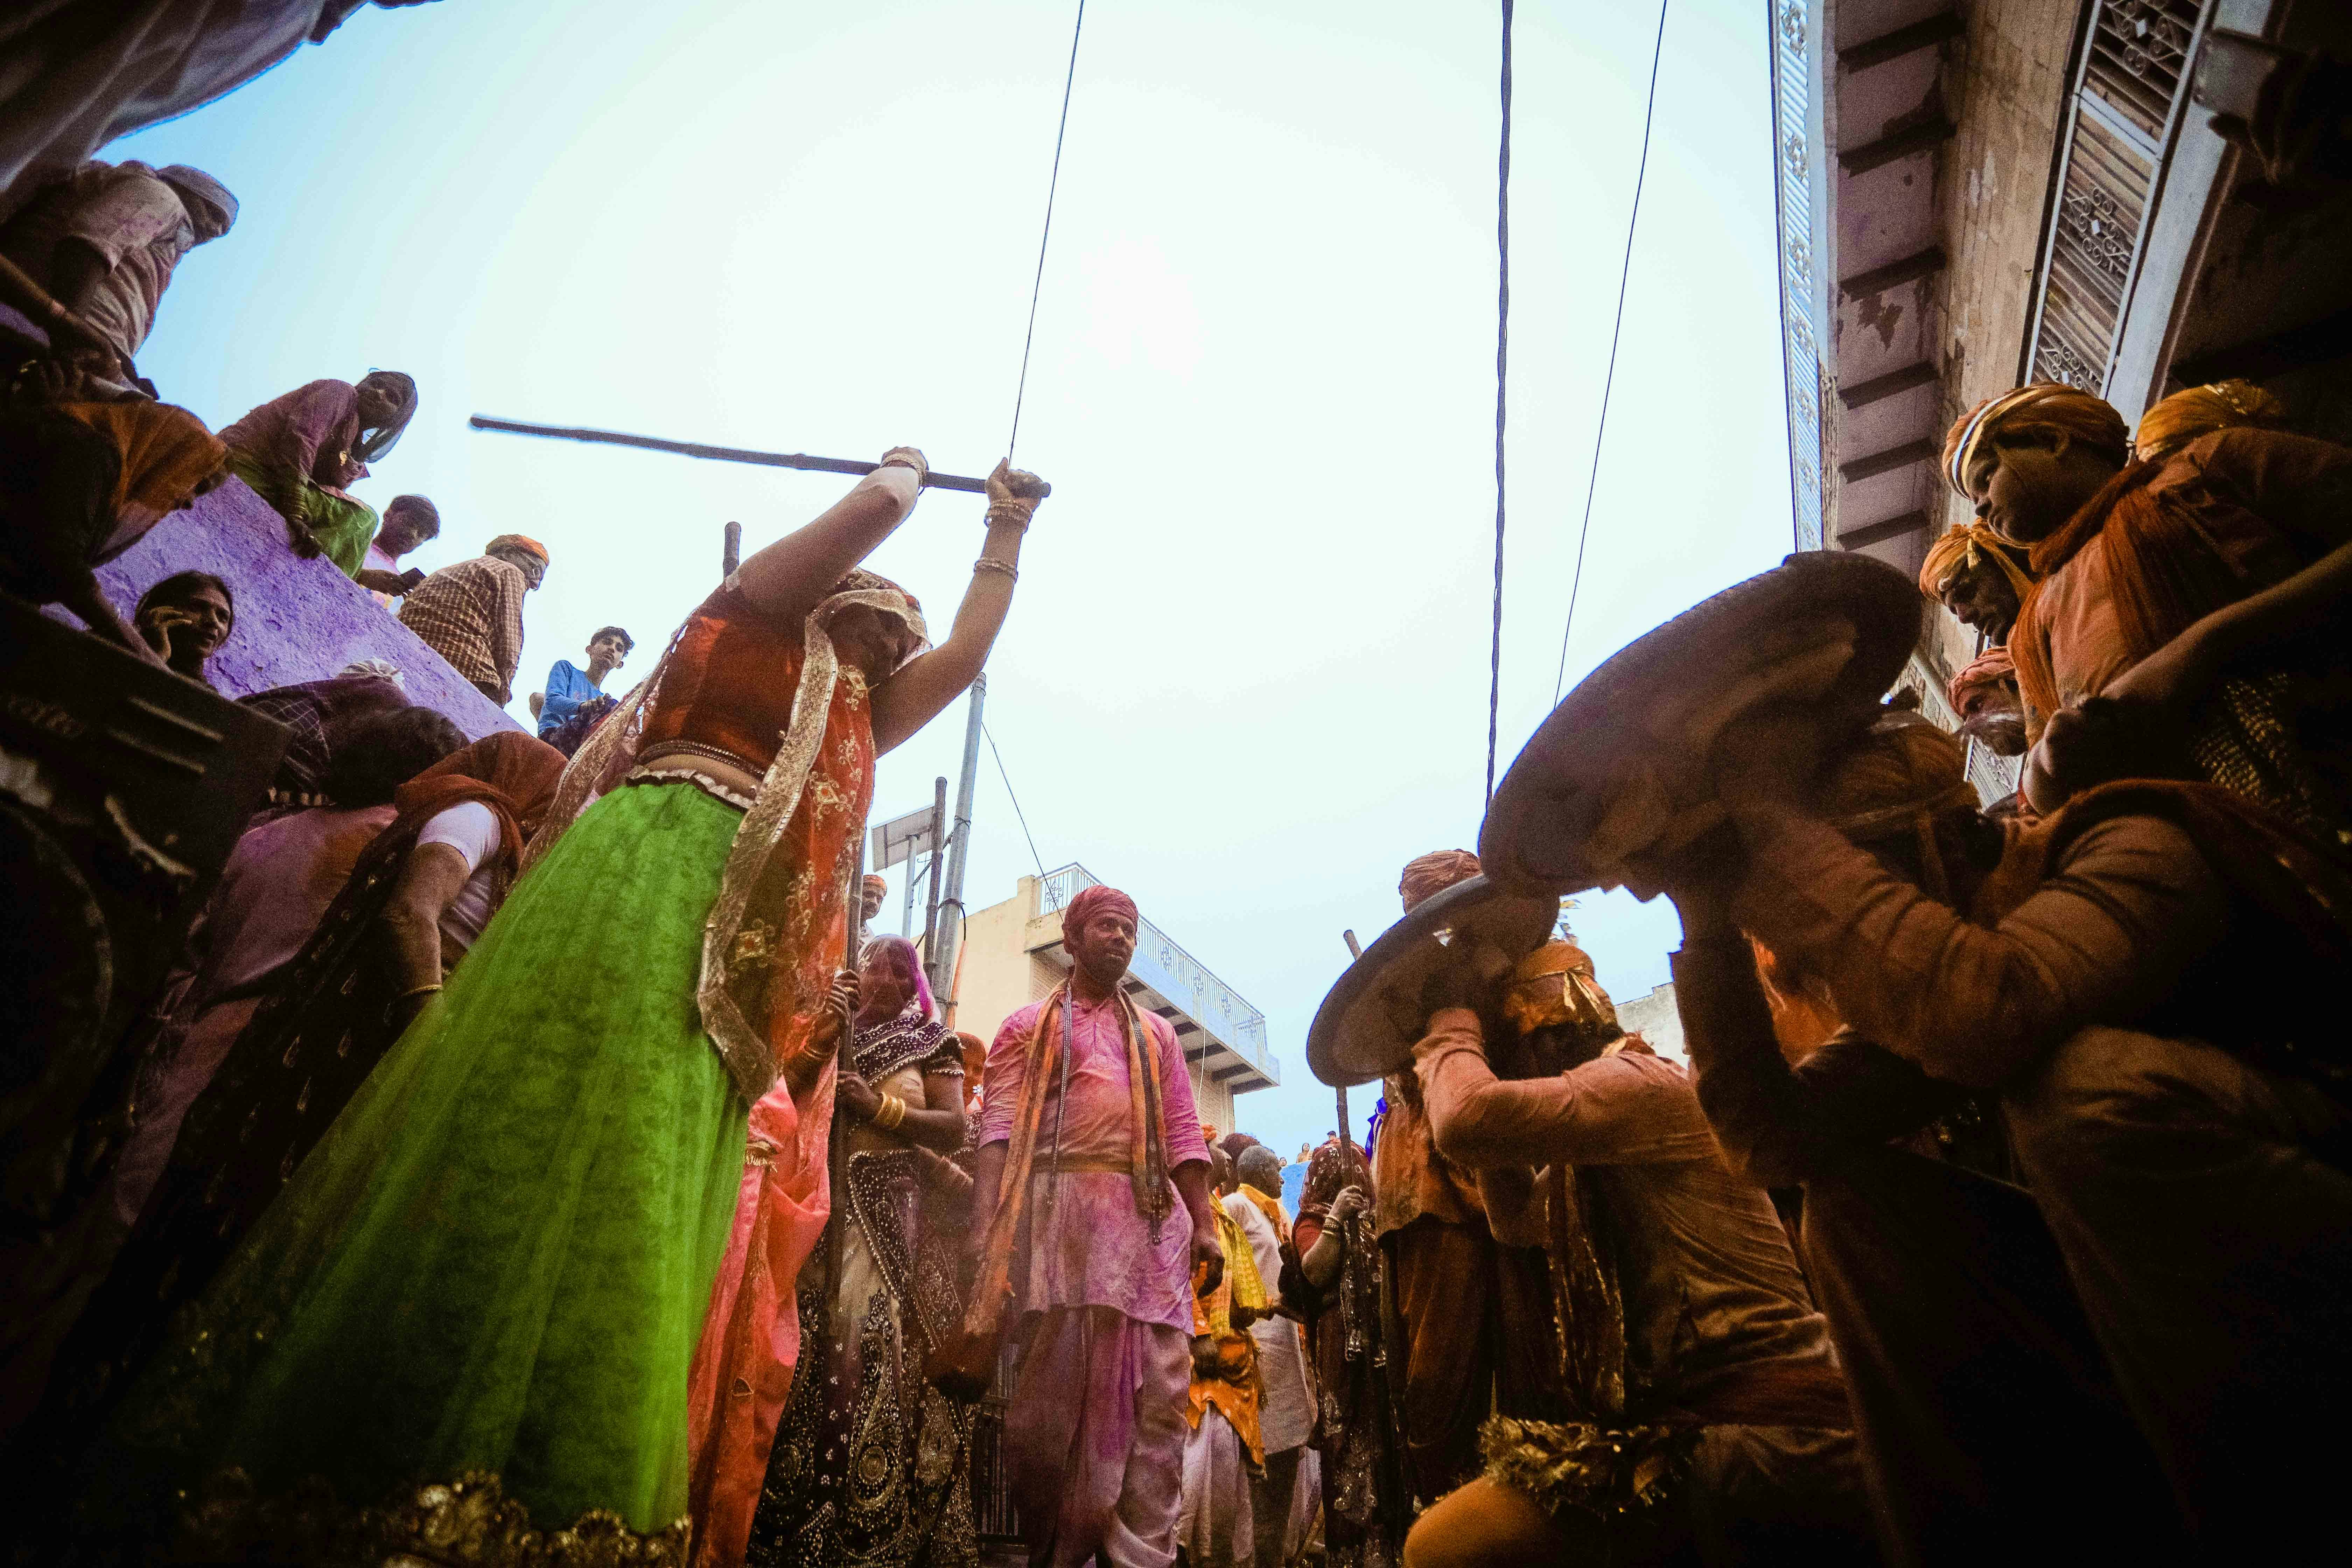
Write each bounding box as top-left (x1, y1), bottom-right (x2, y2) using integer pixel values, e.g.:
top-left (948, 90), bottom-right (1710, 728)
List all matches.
top-left (1946, 647), bottom-right (2018, 719)
top-left (2132, 379), bottom-right (2288, 462)
top-left (1941, 384), bottom-right (2128, 498)
top-left (1917, 524), bottom-right (2036, 606)
top-left (486, 533), bottom-right (548, 564)
top-left (1399, 850), bottom-right (1480, 913)
top-left (1816, 718), bottom-right (1979, 899)
top-left (1503, 940), bottom-right (1616, 1036)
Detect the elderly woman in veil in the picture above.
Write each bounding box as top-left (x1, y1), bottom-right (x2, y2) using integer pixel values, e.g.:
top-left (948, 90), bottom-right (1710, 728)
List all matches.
top-left (735, 933), bottom-right (976, 1567)
top-left (77, 449), bottom-right (1049, 1561)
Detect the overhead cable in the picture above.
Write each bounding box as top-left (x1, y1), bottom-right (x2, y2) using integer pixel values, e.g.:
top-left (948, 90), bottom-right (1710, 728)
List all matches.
top-left (1486, 0), bottom-right (1515, 804)
top-left (1551, 0), bottom-right (1672, 705)
top-left (1007, 0), bottom-right (1090, 460)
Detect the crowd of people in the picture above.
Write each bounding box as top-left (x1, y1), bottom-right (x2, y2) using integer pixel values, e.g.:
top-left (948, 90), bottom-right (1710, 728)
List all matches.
top-left (3, 438), bottom-right (1050, 1567)
top-left (0, 133), bottom-right (636, 742)
top-left (3, 9), bottom-right (2350, 1568)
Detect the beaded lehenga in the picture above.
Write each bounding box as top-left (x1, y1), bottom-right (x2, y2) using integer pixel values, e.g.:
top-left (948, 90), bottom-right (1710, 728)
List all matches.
top-left (744, 1007), bottom-right (976, 1568)
top-left (1280, 1139), bottom-right (1408, 1568)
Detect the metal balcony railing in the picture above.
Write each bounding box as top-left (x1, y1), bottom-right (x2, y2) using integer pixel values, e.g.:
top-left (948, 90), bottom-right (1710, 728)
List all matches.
top-left (1038, 863), bottom-right (1277, 1083)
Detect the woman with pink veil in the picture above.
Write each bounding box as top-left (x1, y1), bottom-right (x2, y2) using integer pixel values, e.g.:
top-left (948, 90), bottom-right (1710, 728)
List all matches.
top-left (701, 934), bottom-right (978, 1566)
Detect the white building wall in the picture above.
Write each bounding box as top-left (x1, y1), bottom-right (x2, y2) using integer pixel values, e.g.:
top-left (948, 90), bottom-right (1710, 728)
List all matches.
top-left (1617, 982), bottom-right (1687, 1064)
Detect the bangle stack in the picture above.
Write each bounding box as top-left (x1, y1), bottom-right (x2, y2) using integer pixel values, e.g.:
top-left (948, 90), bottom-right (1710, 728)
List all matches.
top-left (971, 557), bottom-right (1017, 582)
top-left (873, 1092), bottom-right (909, 1131)
top-left (984, 501), bottom-right (1034, 531)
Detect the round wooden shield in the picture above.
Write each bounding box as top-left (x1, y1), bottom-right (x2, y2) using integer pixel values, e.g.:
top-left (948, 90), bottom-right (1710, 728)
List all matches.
top-left (1479, 551), bottom-right (1921, 895)
top-left (1306, 875), bottom-right (1558, 1086)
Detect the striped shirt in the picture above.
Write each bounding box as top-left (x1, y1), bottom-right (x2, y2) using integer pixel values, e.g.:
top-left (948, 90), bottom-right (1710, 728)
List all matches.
top-left (399, 555), bottom-right (526, 700)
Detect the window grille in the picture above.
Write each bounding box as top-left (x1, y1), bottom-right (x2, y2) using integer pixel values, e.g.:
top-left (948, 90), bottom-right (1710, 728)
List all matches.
top-left (2022, 1), bottom-right (2211, 396)
top-left (2086, 0), bottom-right (2202, 140)
top-left (1966, 739), bottom-right (2022, 807)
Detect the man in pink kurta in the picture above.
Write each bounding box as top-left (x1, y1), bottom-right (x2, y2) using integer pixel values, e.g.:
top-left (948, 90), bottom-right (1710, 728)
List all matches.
top-left (973, 884), bottom-right (1220, 1568)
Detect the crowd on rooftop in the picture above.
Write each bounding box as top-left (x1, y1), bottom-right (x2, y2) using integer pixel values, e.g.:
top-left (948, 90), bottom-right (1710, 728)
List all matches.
top-left (4, 7), bottom-right (2352, 1568)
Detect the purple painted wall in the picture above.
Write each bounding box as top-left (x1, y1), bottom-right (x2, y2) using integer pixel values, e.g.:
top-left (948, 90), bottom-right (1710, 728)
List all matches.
top-left (3, 300), bottom-right (518, 739)
top-left (86, 479), bottom-right (521, 738)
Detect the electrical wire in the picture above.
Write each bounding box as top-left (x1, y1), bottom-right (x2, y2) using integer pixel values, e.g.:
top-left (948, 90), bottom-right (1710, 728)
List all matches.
top-left (983, 720), bottom-right (1050, 879)
top-left (1486, 0), bottom-right (1513, 806)
top-left (1551, 0), bottom-right (1672, 706)
top-left (1007, 0), bottom-right (1089, 460)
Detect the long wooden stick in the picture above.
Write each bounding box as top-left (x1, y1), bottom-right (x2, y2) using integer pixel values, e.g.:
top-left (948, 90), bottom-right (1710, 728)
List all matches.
top-left (1337, 929), bottom-right (1364, 1147)
top-left (469, 414), bottom-right (1049, 497)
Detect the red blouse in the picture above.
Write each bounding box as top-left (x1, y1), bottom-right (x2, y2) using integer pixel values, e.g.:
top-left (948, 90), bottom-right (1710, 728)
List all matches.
top-left (639, 582), bottom-right (808, 772)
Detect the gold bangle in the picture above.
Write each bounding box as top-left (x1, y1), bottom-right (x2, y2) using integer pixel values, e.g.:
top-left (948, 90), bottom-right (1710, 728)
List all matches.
top-left (400, 980), bottom-right (443, 999)
top-left (971, 557), bottom-right (1017, 582)
top-left (984, 503), bottom-right (1032, 531)
top-left (873, 1092), bottom-right (908, 1130)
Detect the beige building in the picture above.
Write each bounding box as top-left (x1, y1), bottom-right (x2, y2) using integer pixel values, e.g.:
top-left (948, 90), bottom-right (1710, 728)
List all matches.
top-left (946, 863), bottom-right (1279, 1136)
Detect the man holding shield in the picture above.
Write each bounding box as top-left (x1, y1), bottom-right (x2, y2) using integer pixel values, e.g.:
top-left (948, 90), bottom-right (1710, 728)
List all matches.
top-left (1396, 933), bottom-right (1870, 1565)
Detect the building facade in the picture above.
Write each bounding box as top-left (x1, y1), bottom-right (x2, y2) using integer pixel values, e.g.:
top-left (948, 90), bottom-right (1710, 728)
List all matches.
top-left (1768, 0), bottom-right (2352, 795)
top-left (948, 862), bottom-right (1279, 1136)
top-left (1616, 980), bottom-right (1689, 1063)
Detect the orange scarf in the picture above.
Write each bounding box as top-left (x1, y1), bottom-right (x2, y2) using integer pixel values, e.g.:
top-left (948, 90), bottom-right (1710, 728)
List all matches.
top-left (956, 983), bottom-right (1174, 1355)
top-left (1239, 1182), bottom-right (1288, 1247)
top-left (2011, 457), bottom-right (2251, 718)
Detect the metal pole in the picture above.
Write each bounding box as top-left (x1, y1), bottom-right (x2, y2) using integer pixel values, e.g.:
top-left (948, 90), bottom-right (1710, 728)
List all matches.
top-left (923, 777), bottom-right (948, 987)
top-left (722, 520), bottom-right (741, 576)
top-left (935, 674), bottom-right (987, 1028)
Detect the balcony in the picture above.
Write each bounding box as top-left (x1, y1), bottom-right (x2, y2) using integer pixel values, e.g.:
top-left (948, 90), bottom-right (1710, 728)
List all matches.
top-left (1032, 863), bottom-right (1279, 1093)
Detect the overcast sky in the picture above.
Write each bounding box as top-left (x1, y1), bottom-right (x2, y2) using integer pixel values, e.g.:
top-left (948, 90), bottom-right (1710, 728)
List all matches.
top-left (118, 0), bottom-right (1793, 1155)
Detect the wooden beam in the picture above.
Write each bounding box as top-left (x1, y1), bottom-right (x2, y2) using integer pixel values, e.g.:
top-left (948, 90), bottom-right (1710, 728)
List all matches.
top-left (1839, 361), bottom-right (1941, 410)
top-left (1839, 118), bottom-right (1956, 175)
top-left (1839, 11), bottom-right (1963, 71)
top-left (1838, 509), bottom-right (1932, 549)
top-left (1838, 439), bottom-right (1938, 483)
top-left (1839, 247), bottom-right (1946, 299)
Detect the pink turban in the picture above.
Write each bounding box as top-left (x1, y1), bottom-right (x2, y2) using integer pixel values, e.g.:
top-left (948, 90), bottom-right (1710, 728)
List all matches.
top-left (1062, 884), bottom-right (1139, 948)
top-left (1946, 648), bottom-right (2019, 719)
top-left (1399, 849), bottom-right (1481, 913)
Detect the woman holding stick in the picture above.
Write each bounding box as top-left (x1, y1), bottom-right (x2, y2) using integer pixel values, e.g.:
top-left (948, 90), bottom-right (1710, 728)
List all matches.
top-left (72, 450), bottom-right (1049, 1561)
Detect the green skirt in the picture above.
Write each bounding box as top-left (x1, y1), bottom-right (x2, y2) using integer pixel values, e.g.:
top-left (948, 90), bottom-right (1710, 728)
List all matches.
top-left (100, 782), bottom-right (749, 1542)
top-left (224, 451), bottom-right (379, 579)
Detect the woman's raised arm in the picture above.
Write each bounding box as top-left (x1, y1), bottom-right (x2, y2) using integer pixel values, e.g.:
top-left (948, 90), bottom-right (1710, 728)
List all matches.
top-left (731, 448), bottom-right (929, 626)
top-left (872, 460), bottom-right (1047, 754)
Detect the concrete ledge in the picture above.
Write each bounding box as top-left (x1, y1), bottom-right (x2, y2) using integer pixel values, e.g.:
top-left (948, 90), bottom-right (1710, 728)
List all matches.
top-left (2, 296), bottom-right (516, 738)
top-left (72, 476), bottom-right (521, 738)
